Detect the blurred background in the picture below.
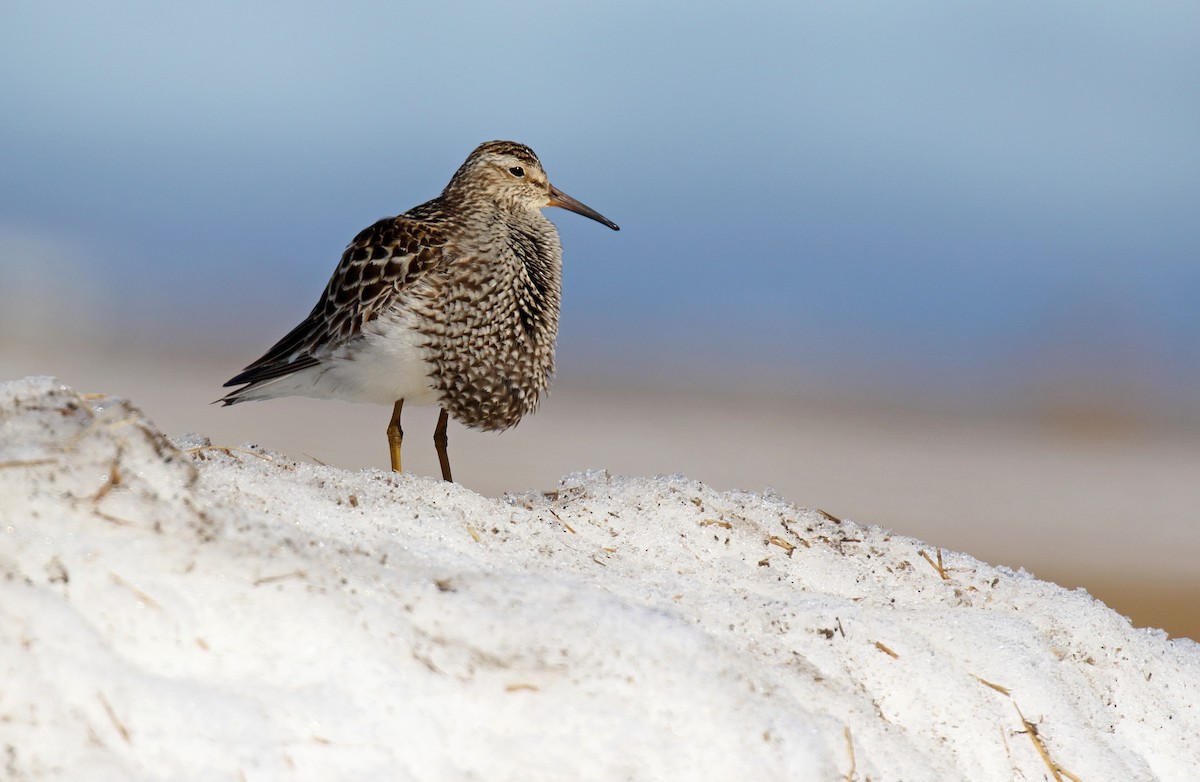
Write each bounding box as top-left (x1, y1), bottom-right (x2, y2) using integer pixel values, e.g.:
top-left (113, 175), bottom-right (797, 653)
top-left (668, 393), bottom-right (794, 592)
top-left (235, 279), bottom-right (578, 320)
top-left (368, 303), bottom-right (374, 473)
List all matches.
top-left (3, 2), bottom-right (1198, 637)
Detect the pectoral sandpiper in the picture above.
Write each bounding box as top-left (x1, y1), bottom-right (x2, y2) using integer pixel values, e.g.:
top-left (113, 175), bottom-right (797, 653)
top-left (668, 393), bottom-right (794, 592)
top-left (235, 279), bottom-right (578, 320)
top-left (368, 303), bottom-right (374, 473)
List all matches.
top-left (220, 140), bottom-right (619, 481)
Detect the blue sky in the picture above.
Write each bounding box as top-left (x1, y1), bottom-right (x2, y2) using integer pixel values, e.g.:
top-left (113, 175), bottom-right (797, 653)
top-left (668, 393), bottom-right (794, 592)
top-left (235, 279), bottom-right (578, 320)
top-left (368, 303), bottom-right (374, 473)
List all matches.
top-left (3, 1), bottom-right (1199, 404)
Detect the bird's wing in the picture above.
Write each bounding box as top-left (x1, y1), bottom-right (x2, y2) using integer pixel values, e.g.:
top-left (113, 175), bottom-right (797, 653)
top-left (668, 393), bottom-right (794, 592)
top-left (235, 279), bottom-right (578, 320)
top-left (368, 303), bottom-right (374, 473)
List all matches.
top-left (222, 214), bottom-right (448, 390)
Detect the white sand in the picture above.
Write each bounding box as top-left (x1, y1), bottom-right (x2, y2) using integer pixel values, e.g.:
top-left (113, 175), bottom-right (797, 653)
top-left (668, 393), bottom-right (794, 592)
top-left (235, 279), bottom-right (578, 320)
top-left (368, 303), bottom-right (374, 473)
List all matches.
top-left (6, 345), bottom-right (1200, 594)
top-left (2, 376), bottom-right (1198, 780)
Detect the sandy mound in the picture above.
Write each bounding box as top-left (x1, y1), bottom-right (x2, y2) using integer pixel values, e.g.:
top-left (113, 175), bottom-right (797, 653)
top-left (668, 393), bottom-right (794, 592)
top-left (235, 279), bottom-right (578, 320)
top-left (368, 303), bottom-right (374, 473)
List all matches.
top-left (2, 376), bottom-right (1197, 780)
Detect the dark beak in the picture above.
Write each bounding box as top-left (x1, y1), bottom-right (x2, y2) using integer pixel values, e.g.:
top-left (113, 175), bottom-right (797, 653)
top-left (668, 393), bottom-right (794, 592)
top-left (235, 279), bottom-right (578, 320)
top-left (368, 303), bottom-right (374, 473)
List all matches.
top-left (548, 184), bottom-right (620, 231)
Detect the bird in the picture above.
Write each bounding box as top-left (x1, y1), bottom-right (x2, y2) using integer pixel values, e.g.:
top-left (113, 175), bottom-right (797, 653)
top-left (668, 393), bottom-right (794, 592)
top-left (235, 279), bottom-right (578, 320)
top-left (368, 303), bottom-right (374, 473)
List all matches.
top-left (219, 140), bottom-right (619, 482)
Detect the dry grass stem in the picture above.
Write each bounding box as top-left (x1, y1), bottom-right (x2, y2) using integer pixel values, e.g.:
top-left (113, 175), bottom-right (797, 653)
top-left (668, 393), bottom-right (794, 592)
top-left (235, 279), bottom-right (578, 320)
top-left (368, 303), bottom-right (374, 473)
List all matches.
top-left (93, 510), bottom-right (139, 527)
top-left (91, 457), bottom-right (122, 502)
top-left (1015, 704), bottom-right (1084, 782)
top-left (0, 457), bottom-right (57, 469)
top-left (253, 570), bottom-right (307, 586)
top-left (768, 535), bottom-right (797, 554)
top-left (504, 683), bottom-right (541, 692)
top-left (102, 417), bottom-right (141, 433)
top-left (185, 445), bottom-right (273, 462)
top-left (97, 692), bottom-right (132, 744)
top-left (873, 641), bottom-right (899, 658)
top-left (842, 725), bottom-right (858, 781)
top-left (918, 548), bottom-right (950, 580)
top-left (547, 508), bottom-right (577, 534)
top-left (974, 675), bottom-right (1011, 696)
top-left (109, 572), bottom-right (163, 611)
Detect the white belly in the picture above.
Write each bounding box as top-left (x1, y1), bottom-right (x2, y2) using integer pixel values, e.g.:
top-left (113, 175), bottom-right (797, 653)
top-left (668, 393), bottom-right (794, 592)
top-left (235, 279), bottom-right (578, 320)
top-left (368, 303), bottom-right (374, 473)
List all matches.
top-left (240, 308), bottom-right (442, 408)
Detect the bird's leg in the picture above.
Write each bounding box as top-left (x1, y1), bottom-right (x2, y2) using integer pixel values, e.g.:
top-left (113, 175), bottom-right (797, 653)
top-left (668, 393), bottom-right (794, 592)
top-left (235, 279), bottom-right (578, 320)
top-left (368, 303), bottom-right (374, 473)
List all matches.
top-left (434, 408), bottom-right (453, 482)
top-left (387, 400), bottom-right (404, 473)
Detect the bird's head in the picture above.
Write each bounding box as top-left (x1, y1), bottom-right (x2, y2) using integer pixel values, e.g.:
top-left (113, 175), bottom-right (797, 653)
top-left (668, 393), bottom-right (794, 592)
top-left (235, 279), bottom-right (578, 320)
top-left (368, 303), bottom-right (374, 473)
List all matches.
top-left (447, 141), bottom-right (619, 231)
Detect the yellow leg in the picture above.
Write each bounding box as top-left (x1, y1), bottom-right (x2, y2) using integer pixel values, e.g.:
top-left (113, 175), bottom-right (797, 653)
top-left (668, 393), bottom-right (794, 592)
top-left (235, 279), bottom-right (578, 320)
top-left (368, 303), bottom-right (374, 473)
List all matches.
top-left (434, 408), bottom-right (453, 482)
top-left (386, 400), bottom-right (404, 473)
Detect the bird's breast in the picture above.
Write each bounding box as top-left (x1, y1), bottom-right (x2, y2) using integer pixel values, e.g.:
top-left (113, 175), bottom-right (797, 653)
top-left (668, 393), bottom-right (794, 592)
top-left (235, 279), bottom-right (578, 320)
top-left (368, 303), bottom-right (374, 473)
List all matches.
top-left (409, 220), bottom-right (563, 431)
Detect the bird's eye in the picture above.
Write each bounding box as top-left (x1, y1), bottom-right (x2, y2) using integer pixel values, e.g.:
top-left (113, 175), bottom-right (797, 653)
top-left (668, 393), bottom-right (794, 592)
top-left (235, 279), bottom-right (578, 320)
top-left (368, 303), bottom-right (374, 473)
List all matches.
top-left (508, 166), bottom-right (525, 177)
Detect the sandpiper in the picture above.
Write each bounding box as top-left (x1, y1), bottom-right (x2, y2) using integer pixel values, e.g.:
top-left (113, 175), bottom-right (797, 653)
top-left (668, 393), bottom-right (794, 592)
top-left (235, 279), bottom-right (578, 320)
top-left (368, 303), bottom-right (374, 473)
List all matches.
top-left (220, 140), bottom-right (619, 481)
